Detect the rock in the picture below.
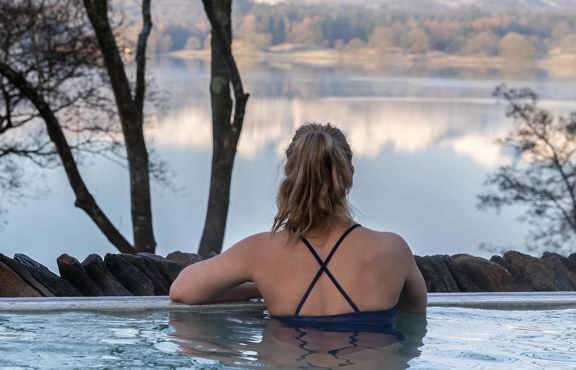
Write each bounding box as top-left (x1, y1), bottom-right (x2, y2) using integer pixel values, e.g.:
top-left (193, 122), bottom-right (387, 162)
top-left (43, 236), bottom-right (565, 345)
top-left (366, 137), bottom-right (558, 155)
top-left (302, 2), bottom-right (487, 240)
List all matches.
top-left (446, 256), bottom-right (482, 292)
top-left (120, 254), bottom-right (170, 295)
top-left (138, 253), bottom-right (184, 282)
top-left (166, 251), bottom-right (203, 268)
top-left (14, 253), bottom-right (81, 296)
top-left (490, 255), bottom-right (506, 267)
top-left (0, 261), bottom-right (42, 297)
top-left (58, 254), bottom-right (103, 296)
top-left (415, 255), bottom-right (460, 292)
top-left (0, 254), bottom-right (54, 297)
top-left (104, 254), bottom-right (155, 296)
top-left (501, 251), bottom-right (556, 291)
top-left (541, 253), bottom-right (576, 291)
top-left (560, 253), bottom-right (576, 272)
top-left (451, 254), bottom-right (513, 292)
top-left (569, 253), bottom-right (576, 266)
top-left (82, 254), bottom-right (132, 296)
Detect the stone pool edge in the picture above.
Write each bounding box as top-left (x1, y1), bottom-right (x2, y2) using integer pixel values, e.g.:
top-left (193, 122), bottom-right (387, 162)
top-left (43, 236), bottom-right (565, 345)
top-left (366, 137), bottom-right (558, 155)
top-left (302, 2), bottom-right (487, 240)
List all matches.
top-left (1, 292), bottom-right (576, 313)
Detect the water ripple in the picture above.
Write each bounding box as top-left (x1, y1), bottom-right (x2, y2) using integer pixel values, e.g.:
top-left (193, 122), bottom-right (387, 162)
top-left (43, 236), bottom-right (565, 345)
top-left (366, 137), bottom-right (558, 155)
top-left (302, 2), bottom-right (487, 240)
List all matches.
top-left (0, 307), bottom-right (573, 369)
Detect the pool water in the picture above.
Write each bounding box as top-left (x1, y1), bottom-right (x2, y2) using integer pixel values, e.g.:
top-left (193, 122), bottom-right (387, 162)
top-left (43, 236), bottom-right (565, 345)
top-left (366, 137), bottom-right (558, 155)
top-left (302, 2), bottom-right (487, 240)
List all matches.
top-left (0, 307), bottom-right (575, 369)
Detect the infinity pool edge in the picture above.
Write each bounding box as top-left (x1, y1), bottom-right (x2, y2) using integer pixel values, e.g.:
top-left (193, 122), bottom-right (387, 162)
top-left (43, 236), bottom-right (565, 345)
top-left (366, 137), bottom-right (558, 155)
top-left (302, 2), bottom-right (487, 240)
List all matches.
top-left (1, 292), bottom-right (576, 312)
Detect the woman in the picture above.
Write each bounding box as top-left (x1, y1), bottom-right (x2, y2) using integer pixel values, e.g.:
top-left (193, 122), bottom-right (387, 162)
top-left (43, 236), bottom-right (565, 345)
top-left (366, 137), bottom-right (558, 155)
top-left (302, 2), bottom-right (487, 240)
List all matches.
top-left (170, 123), bottom-right (427, 330)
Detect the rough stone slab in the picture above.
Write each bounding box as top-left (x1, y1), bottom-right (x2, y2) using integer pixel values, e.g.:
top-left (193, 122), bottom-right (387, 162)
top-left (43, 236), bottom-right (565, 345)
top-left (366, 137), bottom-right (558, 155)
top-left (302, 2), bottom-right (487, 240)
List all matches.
top-left (165, 251), bottom-right (203, 268)
top-left (138, 253), bottom-right (184, 282)
top-left (0, 254), bottom-right (54, 297)
top-left (58, 254), bottom-right (102, 296)
top-left (14, 254), bottom-right (81, 296)
top-left (451, 254), bottom-right (513, 292)
top-left (120, 254), bottom-right (170, 295)
top-left (415, 255), bottom-right (460, 292)
top-left (82, 254), bottom-right (132, 296)
top-left (104, 254), bottom-right (155, 296)
top-left (541, 253), bottom-right (576, 290)
top-left (0, 261), bottom-right (42, 297)
top-left (502, 251), bottom-right (556, 291)
top-left (0, 292), bottom-right (575, 313)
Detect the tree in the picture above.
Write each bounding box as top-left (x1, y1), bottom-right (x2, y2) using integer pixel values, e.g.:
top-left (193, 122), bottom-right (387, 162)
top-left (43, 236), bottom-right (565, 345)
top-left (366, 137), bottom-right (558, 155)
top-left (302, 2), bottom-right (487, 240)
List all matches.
top-left (407, 27), bottom-right (430, 55)
top-left (346, 38), bottom-right (366, 50)
top-left (185, 35), bottom-right (204, 50)
top-left (287, 16), bottom-right (321, 46)
top-left (237, 13), bottom-right (272, 51)
top-left (0, 0), bottom-right (136, 253)
top-left (556, 34), bottom-right (576, 54)
top-left (551, 22), bottom-right (572, 43)
top-left (479, 85), bottom-right (576, 253)
top-left (0, 0), bottom-right (159, 254)
top-left (464, 31), bottom-right (498, 56)
top-left (498, 32), bottom-right (536, 61)
top-left (369, 26), bottom-right (394, 55)
top-left (148, 30), bottom-right (174, 55)
top-left (198, 0), bottom-right (249, 257)
top-left (83, 0), bottom-right (157, 253)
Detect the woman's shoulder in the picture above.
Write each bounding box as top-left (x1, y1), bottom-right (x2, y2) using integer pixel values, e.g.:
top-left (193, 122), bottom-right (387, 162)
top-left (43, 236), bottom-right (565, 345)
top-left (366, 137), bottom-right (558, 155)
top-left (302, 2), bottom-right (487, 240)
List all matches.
top-left (357, 226), bottom-right (414, 259)
top-left (231, 230), bottom-right (290, 252)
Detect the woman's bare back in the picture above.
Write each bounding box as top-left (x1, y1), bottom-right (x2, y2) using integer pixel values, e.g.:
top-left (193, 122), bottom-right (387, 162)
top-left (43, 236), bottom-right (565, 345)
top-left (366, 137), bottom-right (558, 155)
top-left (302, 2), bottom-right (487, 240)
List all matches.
top-left (248, 223), bottom-right (426, 316)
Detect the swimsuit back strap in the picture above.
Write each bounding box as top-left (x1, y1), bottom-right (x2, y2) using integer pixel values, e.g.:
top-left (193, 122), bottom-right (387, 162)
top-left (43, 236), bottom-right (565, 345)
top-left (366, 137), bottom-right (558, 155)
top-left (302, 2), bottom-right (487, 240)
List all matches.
top-left (294, 223), bottom-right (361, 316)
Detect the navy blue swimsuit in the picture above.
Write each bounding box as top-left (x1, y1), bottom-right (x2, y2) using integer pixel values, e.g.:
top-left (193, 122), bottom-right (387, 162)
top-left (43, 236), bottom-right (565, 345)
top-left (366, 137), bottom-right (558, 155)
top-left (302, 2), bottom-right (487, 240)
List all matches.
top-left (273, 224), bottom-right (400, 334)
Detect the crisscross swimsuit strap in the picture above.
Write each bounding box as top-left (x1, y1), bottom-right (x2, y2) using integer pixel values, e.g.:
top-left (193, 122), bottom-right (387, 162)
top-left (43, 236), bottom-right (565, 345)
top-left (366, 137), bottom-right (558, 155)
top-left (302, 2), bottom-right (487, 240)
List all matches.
top-left (294, 223), bottom-right (362, 316)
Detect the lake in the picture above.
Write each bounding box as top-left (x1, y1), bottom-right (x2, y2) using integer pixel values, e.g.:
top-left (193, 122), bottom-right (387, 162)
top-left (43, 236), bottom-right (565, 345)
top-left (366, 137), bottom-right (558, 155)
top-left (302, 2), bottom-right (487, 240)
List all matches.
top-left (3, 57), bottom-right (576, 271)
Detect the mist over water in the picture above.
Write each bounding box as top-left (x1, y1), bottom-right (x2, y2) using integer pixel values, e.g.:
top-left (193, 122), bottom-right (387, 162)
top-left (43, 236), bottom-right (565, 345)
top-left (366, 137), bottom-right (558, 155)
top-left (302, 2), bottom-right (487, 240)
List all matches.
top-left (3, 57), bottom-right (576, 271)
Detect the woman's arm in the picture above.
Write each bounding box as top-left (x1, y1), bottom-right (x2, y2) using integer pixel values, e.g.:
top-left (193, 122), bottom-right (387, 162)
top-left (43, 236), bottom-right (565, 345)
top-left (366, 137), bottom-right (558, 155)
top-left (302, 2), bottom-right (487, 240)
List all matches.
top-left (397, 259), bottom-right (427, 313)
top-left (394, 237), bottom-right (427, 313)
top-left (169, 234), bottom-right (263, 305)
top-left (208, 282), bottom-right (261, 303)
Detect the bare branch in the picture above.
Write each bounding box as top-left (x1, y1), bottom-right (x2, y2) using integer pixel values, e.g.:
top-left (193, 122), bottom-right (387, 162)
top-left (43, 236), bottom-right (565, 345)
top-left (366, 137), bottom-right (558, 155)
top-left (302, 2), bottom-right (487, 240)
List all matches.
top-left (0, 60), bottom-right (136, 253)
top-left (480, 85), bottom-right (576, 252)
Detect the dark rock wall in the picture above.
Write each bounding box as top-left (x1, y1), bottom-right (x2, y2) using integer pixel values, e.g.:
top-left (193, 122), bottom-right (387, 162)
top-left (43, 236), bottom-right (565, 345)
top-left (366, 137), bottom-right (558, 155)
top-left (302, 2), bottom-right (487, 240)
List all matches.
top-left (0, 261), bottom-right (42, 297)
top-left (14, 253), bottom-right (81, 296)
top-left (0, 250), bottom-right (576, 297)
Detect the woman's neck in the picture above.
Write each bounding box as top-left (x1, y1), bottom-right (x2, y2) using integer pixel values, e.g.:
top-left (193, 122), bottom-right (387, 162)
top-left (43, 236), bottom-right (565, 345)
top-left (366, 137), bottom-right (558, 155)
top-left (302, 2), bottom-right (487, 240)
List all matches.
top-left (302, 217), bottom-right (353, 245)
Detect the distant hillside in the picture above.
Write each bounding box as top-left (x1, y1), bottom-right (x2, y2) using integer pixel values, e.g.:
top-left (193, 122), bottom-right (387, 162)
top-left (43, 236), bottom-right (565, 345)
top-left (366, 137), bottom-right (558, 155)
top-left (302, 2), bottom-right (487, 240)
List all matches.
top-left (394, 0), bottom-right (576, 12)
top-left (258, 0), bottom-right (576, 12)
top-left (116, 0), bottom-right (576, 68)
top-left (119, 0), bottom-right (576, 19)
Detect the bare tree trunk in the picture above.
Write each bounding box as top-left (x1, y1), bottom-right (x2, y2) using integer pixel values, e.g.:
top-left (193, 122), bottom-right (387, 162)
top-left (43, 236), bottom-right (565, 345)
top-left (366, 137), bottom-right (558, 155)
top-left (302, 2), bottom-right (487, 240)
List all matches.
top-left (0, 62), bottom-right (136, 254)
top-left (83, 0), bottom-right (156, 253)
top-left (198, 0), bottom-right (249, 257)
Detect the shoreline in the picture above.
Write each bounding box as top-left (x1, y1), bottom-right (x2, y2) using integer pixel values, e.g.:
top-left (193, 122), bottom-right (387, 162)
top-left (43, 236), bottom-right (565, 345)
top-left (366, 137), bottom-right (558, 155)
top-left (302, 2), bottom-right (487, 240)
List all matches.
top-left (170, 48), bottom-right (576, 76)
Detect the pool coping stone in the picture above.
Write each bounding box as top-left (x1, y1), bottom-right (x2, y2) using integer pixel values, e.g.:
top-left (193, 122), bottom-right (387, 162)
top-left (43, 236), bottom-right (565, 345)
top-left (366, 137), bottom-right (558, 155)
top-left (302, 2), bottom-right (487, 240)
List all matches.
top-left (0, 292), bottom-right (575, 312)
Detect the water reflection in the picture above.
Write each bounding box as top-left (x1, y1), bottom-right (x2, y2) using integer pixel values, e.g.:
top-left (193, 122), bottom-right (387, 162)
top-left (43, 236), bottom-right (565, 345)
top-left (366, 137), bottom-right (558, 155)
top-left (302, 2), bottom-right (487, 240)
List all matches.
top-left (158, 57), bottom-right (576, 102)
top-left (151, 59), bottom-right (576, 168)
top-left (169, 310), bottom-right (427, 369)
top-left (150, 96), bottom-right (511, 168)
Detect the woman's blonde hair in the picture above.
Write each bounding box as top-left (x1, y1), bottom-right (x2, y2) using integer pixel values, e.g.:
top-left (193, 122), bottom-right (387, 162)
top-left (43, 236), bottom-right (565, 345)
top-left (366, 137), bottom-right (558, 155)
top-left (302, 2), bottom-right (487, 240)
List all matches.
top-left (272, 123), bottom-right (354, 237)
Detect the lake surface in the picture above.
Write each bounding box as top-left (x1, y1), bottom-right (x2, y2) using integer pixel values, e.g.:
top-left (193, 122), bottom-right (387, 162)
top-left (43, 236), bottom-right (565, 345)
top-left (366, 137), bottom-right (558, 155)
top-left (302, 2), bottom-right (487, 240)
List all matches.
top-left (3, 57), bottom-right (576, 271)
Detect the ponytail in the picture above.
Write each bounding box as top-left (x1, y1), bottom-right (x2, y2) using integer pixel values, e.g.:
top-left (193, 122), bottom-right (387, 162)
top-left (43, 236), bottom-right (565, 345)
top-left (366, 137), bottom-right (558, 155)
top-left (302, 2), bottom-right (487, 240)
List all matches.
top-left (272, 123), bottom-right (353, 238)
